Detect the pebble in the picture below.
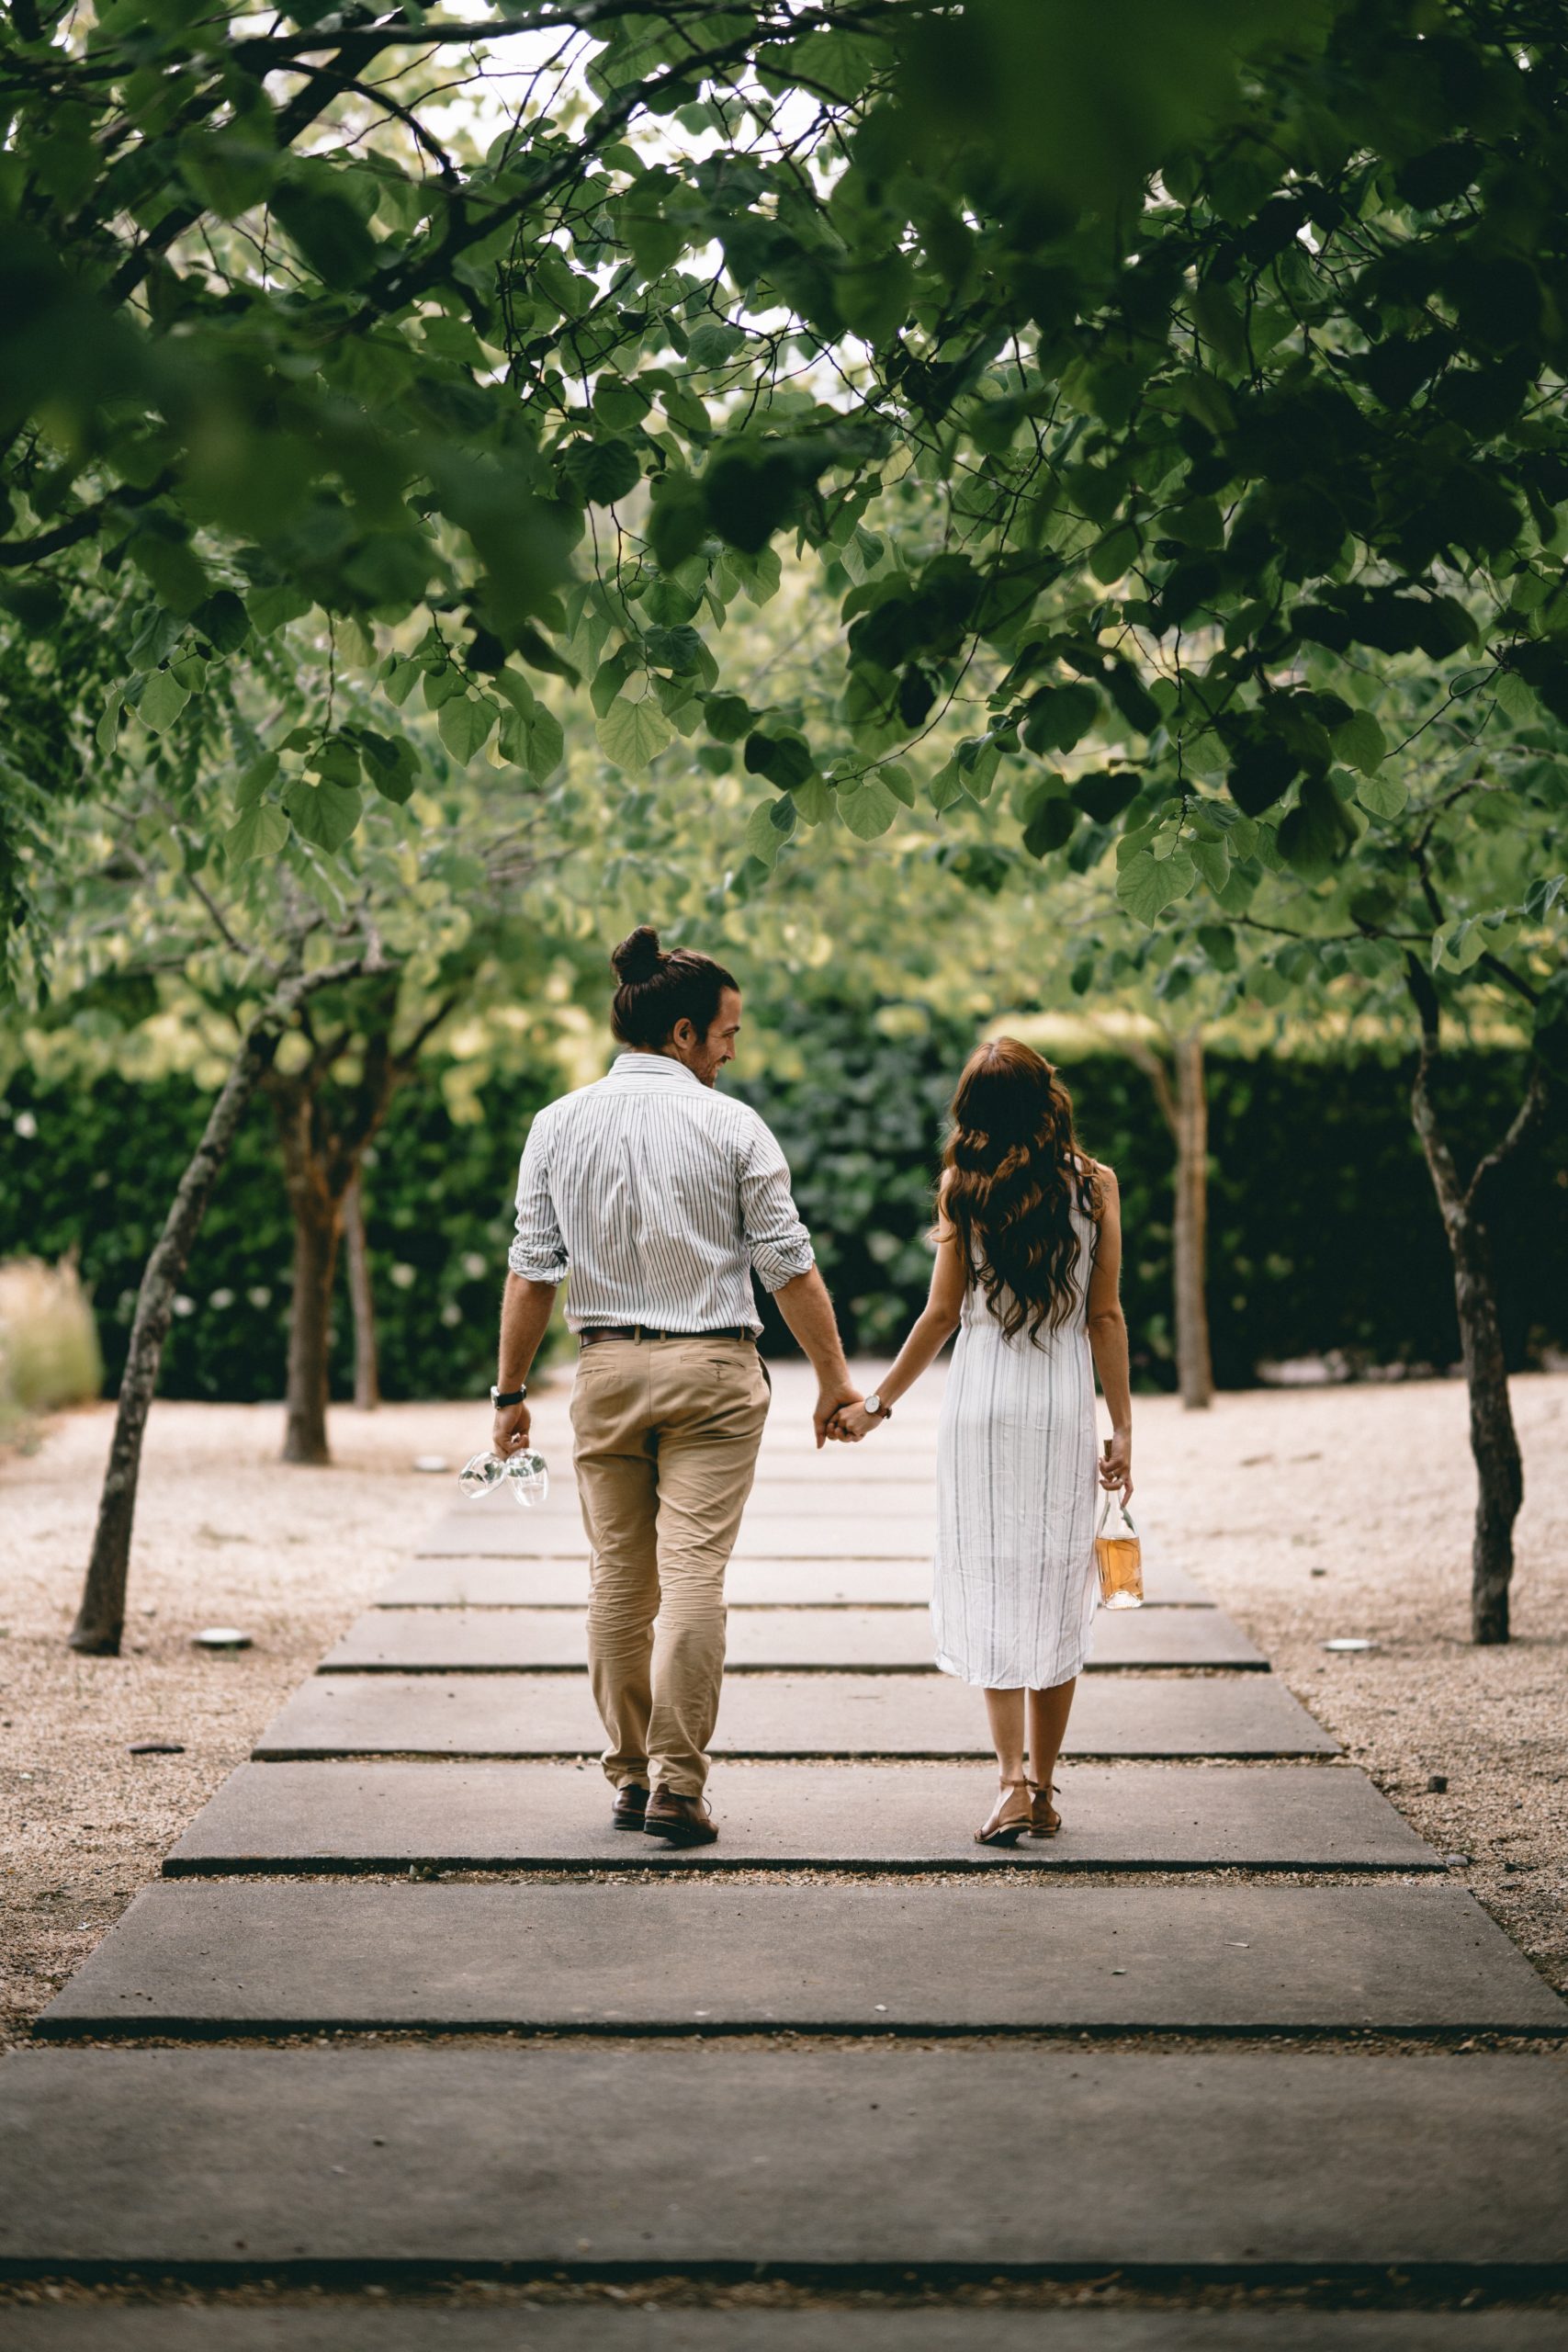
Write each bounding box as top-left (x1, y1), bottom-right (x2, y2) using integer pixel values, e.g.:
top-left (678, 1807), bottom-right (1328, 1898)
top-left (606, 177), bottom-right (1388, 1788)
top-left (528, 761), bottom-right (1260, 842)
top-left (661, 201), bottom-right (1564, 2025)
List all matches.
top-left (1444, 1853), bottom-right (1472, 1869)
top-left (191, 1627), bottom-right (251, 1651)
top-left (1323, 1637), bottom-right (1377, 1652)
top-left (127, 1740), bottom-right (185, 1757)
top-left (1427, 1773), bottom-right (1448, 1793)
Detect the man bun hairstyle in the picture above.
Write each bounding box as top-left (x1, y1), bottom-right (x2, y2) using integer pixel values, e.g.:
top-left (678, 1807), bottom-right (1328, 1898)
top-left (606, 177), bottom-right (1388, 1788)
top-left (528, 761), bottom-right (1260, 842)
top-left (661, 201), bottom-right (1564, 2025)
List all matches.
top-left (610, 924), bottom-right (739, 1049)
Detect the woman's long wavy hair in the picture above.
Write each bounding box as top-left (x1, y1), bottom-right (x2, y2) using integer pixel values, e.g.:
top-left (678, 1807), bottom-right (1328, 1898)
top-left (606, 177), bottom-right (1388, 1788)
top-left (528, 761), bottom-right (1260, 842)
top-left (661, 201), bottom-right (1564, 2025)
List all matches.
top-left (941, 1038), bottom-right (1100, 1344)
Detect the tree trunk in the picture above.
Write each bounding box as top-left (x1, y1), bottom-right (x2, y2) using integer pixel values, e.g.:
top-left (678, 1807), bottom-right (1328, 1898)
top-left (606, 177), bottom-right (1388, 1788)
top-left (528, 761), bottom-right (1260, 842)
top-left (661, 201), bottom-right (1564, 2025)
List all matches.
top-left (276, 1091), bottom-right (343, 1466)
top-left (1124, 1025), bottom-right (1215, 1410)
top-left (344, 1170), bottom-right (379, 1410)
top-left (1171, 1032), bottom-right (1214, 1410)
top-left (1405, 959), bottom-right (1548, 1645)
top-left (71, 956), bottom-right (365, 1655)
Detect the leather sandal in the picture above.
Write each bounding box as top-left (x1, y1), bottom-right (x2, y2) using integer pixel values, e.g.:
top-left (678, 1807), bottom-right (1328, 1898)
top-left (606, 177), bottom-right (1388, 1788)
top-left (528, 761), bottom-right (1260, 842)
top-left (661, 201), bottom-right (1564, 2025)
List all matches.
top-left (1029, 1778), bottom-right (1062, 1838)
top-left (975, 1776), bottom-right (1033, 1849)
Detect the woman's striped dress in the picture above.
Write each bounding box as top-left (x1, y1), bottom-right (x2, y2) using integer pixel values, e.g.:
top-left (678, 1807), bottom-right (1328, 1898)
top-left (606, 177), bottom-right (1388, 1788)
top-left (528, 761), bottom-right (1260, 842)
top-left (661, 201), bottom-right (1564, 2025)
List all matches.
top-left (931, 1203), bottom-right (1100, 1690)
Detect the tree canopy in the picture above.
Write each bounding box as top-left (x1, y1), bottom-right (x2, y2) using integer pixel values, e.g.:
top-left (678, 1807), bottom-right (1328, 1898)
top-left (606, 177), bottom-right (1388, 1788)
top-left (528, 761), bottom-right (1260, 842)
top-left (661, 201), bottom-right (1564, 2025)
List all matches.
top-left (0, 0), bottom-right (1560, 1051)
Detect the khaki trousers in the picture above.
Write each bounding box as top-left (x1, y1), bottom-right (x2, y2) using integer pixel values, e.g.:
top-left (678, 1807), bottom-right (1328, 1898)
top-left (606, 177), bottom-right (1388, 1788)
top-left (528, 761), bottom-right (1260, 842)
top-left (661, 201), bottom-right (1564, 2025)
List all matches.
top-left (570, 1335), bottom-right (770, 1798)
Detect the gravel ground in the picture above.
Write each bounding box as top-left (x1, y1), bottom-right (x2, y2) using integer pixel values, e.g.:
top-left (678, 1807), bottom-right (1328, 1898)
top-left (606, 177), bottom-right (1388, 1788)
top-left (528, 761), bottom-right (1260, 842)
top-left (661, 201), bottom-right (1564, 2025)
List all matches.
top-left (2, 1372), bottom-right (1565, 2046)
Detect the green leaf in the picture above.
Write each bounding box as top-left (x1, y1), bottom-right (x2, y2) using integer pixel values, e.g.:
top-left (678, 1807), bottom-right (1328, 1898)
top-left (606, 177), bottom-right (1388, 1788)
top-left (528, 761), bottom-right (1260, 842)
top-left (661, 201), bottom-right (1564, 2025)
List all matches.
top-left (1433, 918), bottom-right (1489, 974)
top-left (271, 182), bottom-right (378, 288)
top-left (438, 693), bottom-right (498, 763)
top-left (234, 752), bottom-right (278, 809)
top-left (190, 589), bottom-right (251, 653)
top-left (1089, 526), bottom-right (1139, 585)
top-left (743, 799), bottom-right (788, 867)
top-left (704, 693), bottom-right (754, 743)
top-left (96, 689), bottom-right (123, 757)
top-left (382, 656), bottom-right (421, 707)
top-left (794, 775), bottom-right (833, 825)
top-left (560, 439), bottom-right (642, 505)
top-left (137, 668), bottom-right (189, 732)
top-left (1070, 770), bottom-right (1140, 824)
top-left (1278, 775), bottom-right (1357, 879)
top-left (597, 695), bottom-right (673, 773)
top-left (225, 803), bottom-right (290, 864)
top-left (1190, 836), bottom-right (1231, 895)
top-left (837, 776), bottom-right (900, 839)
top-left (1116, 848), bottom-right (1196, 926)
top-left (1023, 796), bottom-right (1079, 857)
top-left (1354, 771), bottom-right (1407, 820)
top-left (282, 776), bottom-right (363, 853)
top-left (743, 731), bottom-right (814, 791)
top-left (522, 705), bottom-right (564, 781)
top-left (881, 762), bottom-right (917, 808)
top-left (1331, 710), bottom-right (1387, 775)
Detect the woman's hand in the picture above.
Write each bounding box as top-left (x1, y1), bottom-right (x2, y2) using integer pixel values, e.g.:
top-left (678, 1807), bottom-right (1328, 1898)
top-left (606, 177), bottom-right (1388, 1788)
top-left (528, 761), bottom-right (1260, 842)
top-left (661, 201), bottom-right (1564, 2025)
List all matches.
top-left (832, 1401), bottom-right (882, 1442)
top-left (1099, 1428), bottom-right (1132, 1503)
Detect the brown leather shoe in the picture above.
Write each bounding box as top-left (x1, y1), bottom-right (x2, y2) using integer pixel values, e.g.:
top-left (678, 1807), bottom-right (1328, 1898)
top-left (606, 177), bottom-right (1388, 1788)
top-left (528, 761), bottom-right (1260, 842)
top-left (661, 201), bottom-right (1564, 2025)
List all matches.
top-left (643, 1786), bottom-right (718, 1848)
top-left (612, 1782), bottom-right (649, 1831)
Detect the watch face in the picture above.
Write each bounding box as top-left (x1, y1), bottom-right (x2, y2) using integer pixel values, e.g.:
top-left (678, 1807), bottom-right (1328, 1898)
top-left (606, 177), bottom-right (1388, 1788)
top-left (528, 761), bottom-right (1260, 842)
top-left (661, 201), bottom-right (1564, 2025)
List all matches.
top-left (863, 1394), bottom-right (881, 1416)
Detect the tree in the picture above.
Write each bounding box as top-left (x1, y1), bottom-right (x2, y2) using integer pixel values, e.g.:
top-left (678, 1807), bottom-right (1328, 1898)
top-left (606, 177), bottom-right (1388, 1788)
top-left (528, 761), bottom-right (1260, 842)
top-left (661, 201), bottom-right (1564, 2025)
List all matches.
top-left (70, 952), bottom-right (367, 1654)
top-left (7, 0), bottom-right (1566, 1637)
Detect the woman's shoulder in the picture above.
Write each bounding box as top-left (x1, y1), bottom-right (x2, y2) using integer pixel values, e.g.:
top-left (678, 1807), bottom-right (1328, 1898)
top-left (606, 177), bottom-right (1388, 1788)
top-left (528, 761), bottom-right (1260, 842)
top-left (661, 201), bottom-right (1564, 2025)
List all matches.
top-left (1072, 1154), bottom-right (1118, 1215)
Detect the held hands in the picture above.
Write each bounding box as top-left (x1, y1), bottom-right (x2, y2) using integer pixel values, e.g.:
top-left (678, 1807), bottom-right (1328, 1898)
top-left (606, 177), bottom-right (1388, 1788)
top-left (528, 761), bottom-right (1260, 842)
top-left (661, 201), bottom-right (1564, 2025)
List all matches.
top-left (813, 1384), bottom-right (863, 1449)
top-left (1099, 1428), bottom-right (1133, 1504)
top-left (492, 1399), bottom-right (532, 1456)
top-left (831, 1401), bottom-right (884, 1442)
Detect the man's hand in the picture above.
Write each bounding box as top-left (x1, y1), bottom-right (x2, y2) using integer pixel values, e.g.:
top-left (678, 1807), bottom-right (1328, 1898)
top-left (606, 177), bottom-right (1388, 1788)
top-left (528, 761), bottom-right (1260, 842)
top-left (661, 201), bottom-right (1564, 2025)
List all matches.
top-left (492, 1399), bottom-right (532, 1456)
top-left (814, 1383), bottom-right (862, 1449)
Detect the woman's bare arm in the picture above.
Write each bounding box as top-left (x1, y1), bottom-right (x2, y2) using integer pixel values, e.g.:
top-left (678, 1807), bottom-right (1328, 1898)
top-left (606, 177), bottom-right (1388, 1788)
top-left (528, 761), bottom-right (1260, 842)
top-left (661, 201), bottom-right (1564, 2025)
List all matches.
top-left (1085, 1165), bottom-right (1133, 1499)
top-left (836, 1225), bottom-right (966, 1440)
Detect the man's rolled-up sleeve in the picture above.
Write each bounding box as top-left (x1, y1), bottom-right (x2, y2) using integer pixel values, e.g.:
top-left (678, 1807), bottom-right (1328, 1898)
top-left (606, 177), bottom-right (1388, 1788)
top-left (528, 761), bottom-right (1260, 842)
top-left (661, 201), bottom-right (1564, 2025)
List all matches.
top-left (739, 1114), bottom-right (815, 1294)
top-left (507, 1114), bottom-right (569, 1283)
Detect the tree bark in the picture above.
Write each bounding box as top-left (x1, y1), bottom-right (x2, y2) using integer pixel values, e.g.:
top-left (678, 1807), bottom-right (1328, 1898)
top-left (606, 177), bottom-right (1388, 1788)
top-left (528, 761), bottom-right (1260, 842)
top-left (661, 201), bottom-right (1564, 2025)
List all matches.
top-left (276, 1087), bottom-right (343, 1465)
top-left (1123, 1024), bottom-right (1214, 1409)
top-left (265, 982), bottom-right (453, 1466)
top-left (1171, 1032), bottom-right (1214, 1410)
top-left (344, 1170), bottom-right (380, 1410)
top-left (71, 957), bottom-right (364, 1655)
top-left (1405, 959), bottom-right (1549, 1645)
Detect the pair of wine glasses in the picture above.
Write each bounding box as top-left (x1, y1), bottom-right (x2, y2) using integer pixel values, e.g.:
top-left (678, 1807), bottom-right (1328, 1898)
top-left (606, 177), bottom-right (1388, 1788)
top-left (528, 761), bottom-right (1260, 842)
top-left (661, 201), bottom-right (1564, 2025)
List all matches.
top-left (458, 1446), bottom-right (550, 1510)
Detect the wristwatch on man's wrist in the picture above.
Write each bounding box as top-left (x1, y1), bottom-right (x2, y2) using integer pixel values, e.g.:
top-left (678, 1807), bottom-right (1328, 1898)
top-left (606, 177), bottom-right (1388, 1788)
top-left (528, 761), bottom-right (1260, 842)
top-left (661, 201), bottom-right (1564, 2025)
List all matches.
top-left (863, 1391), bottom-right (891, 1419)
top-left (491, 1383), bottom-right (527, 1408)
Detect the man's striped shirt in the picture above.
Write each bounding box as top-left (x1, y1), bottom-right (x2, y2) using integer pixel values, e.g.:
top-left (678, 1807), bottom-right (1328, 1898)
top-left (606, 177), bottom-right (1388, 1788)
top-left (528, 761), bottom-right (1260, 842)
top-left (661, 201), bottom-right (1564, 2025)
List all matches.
top-left (508, 1051), bottom-right (816, 1333)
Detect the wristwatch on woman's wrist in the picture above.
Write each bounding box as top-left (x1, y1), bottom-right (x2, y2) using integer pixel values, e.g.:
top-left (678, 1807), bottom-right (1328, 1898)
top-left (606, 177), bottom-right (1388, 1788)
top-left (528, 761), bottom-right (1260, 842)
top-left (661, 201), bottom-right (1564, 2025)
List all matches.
top-left (863, 1392), bottom-right (891, 1419)
top-left (491, 1383), bottom-right (527, 1408)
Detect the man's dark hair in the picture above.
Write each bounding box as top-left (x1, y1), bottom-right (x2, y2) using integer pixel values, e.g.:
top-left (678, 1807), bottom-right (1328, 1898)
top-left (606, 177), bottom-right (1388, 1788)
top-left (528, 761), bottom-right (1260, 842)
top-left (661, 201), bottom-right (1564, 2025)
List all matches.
top-left (610, 925), bottom-right (739, 1048)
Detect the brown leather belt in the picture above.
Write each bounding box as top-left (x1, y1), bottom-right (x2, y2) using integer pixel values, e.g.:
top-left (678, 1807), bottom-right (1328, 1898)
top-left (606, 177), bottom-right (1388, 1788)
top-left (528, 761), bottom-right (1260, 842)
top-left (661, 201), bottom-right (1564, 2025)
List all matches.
top-left (579, 1324), bottom-right (755, 1345)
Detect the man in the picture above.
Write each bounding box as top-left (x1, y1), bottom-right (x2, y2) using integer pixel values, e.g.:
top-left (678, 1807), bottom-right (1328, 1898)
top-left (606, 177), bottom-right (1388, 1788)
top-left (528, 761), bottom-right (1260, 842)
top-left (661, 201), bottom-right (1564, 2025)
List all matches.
top-left (491, 924), bottom-right (861, 1849)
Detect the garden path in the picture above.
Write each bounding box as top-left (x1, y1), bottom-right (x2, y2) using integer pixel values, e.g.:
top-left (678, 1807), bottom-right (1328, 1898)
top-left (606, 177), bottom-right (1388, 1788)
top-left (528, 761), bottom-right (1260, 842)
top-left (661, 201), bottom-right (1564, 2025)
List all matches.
top-left (4, 1363), bottom-right (1567, 2341)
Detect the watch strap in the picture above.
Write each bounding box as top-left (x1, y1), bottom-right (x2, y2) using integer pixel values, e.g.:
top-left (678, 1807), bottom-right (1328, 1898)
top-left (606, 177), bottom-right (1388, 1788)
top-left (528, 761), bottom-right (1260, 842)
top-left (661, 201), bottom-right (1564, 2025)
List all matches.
top-left (491, 1384), bottom-right (527, 1408)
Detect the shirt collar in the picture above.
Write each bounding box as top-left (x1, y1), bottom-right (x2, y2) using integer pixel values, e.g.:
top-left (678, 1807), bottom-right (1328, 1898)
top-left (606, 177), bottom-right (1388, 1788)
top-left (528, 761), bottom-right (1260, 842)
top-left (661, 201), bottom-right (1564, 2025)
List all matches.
top-left (612, 1050), bottom-right (705, 1089)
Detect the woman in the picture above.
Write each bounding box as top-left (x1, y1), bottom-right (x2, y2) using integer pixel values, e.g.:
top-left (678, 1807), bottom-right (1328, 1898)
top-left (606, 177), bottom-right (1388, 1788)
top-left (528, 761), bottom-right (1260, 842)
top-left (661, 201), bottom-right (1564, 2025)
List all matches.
top-left (836, 1038), bottom-right (1133, 1845)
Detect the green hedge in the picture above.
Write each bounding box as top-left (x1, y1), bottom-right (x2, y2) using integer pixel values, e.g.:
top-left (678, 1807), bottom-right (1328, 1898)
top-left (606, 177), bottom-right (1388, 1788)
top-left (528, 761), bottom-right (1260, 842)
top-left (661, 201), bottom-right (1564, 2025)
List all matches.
top-left (1, 1024), bottom-right (1562, 1399)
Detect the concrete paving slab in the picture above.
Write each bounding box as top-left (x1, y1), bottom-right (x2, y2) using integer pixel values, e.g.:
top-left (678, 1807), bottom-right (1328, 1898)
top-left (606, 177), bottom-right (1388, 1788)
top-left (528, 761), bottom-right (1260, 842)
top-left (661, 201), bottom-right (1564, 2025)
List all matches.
top-left (165, 1761), bottom-right (1433, 1875)
top-left (253, 1672), bottom-right (1335, 1760)
top-left (3, 2045), bottom-right (1565, 2277)
top-left (324, 1605), bottom-right (1266, 1675)
top-left (377, 1554), bottom-right (1213, 1607)
top-left (39, 1882), bottom-right (1564, 2039)
top-left (418, 1514), bottom-right (942, 1558)
top-left (1, 2316), bottom-right (1563, 2352)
